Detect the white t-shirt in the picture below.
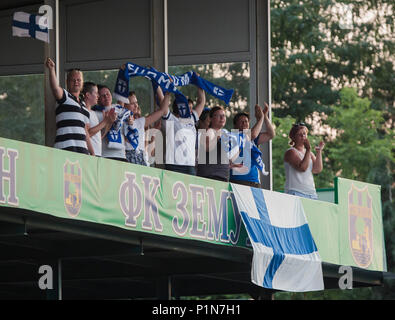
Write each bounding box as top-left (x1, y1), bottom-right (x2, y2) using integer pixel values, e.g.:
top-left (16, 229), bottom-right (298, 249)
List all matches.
top-left (95, 105), bottom-right (126, 159)
top-left (88, 109), bottom-right (102, 157)
top-left (124, 117), bottom-right (146, 152)
top-left (162, 110), bottom-right (199, 166)
top-left (284, 147), bottom-right (316, 196)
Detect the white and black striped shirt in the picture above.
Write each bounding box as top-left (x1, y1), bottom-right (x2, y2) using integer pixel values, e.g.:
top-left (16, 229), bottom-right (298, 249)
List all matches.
top-left (54, 89), bottom-right (90, 154)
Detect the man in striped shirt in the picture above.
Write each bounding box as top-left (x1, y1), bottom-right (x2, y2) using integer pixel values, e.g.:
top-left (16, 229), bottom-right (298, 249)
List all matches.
top-left (45, 58), bottom-right (93, 155)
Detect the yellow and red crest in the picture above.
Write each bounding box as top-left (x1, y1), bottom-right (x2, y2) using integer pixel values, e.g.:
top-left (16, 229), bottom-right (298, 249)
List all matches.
top-left (348, 184), bottom-right (373, 268)
top-left (63, 160), bottom-right (82, 218)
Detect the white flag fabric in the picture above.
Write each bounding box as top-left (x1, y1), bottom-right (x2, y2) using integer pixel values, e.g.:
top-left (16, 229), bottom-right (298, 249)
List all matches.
top-left (12, 12), bottom-right (49, 43)
top-left (231, 183), bottom-right (324, 292)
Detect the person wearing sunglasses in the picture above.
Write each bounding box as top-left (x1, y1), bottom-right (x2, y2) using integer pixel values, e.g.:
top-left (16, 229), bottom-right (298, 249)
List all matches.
top-left (283, 123), bottom-right (325, 199)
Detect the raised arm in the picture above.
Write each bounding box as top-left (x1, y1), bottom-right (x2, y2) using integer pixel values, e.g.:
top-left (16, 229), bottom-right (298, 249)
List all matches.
top-left (255, 103), bottom-right (275, 145)
top-left (312, 141), bottom-right (325, 174)
top-left (250, 104), bottom-right (264, 141)
top-left (145, 92), bottom-right (171, 127)
top-left (161, 90), bottom-right (173, 118)
top-left (45, 58), bottom-right (63, 101)
top-left (154, 85), bottom-right (165, 107)
top-left (194, 87), bottom-right (206, 117)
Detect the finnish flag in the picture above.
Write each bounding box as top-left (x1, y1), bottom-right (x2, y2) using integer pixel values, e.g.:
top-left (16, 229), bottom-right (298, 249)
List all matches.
top-left (231, 183), bottom-right (324, 292)
top-left (12, 12), bottom-right (49, 43)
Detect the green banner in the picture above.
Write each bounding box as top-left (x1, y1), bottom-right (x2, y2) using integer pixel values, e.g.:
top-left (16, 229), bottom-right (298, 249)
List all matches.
top-left (0, 138), bottom-right (386, 271)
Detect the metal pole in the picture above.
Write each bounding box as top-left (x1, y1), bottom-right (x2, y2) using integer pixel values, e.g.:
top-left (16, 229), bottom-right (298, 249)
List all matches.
top-left (44, 0), bottom-right (59, 148)
top-left (256, 0), bottom-right (273, 191)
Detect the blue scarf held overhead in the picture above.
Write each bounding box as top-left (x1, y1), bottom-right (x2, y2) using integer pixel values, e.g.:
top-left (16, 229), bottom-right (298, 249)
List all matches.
top-left (114, 62), bottom-right (234, 118)
top-left (113, 69), bottom-right (130, 104)
top-left (188, 72), bottom-right (233, 105)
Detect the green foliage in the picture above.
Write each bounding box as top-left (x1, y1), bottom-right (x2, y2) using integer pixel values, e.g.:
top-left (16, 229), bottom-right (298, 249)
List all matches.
top-left (271, 0), bottom-right (395, 124)
top-left (271, 0), bottom-right (338, 120)
top-left (270, 0), bottom-right (394, 299)
top-left (271, 115), bottom-right (295, 191)
top-left (325, 87), bottom-right (394, 181)
top-left (272, 88), bottom-right (395, 300)
top-left (0, 74), bottom-right (44, 145)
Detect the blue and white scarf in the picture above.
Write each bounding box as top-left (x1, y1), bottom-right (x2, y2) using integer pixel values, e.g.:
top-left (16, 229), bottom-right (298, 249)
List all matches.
top-left (125, 126), bottom-right (139, 150)
top-left (219, 129), bottom-right (240, 160)
top-left (229, 132), bottom-right (269, 176)
top-left (251, 142), bottom-right (269, 176)
top-left (106, 105), bottom-right (131, 150)
top-left (114, 62), bottom-right (234, 118)
top-left (113, 68), bottom-right (130, 104)
top-left (124, 113), bottom-right (144, 151)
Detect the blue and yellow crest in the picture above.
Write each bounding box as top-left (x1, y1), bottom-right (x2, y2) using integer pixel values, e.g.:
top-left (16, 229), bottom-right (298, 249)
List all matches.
top-left (348, 184), bottom-right (373, 268)
top-left (63, 160), bottom-right (82, 217)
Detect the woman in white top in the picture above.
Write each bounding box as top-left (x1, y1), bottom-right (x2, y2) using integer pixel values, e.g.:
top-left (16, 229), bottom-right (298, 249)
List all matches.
top-left (283, 123), bottom-right (325, 199)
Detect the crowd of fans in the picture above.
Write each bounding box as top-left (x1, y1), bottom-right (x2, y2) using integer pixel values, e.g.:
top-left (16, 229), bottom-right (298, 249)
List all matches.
top-left (45, 58), bottom-right (325, 199)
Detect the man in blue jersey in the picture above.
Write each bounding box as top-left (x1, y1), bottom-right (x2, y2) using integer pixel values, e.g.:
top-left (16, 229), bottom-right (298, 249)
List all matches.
top-left (230, 103), bottom-right (275, 188)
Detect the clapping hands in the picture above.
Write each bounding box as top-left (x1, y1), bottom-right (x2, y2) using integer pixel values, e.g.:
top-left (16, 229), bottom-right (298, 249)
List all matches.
top-left (315, 141), bottom-right (325, 152)
top-left (104, 108), bottom-right (116, 124)
top-left (255, 102), bottom-right (269, 120)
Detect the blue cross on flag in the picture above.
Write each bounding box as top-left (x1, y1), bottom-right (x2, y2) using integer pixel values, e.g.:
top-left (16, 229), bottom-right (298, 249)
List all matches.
top-left (126, 128), bottom-right (139, 150)
top-left (231, 183), bottom-right (324, 292)
top-left (12, 12), bottom-right (49, 43)
top-left (113, 68), bottom-right (130, 104)
top-left (177, 102), bottom-right (190, 118)
top-left (174, 92), bottom-right (191, 118)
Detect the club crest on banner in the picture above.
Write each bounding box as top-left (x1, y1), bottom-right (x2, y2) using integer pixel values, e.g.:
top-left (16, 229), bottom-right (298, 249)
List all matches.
top-left (63, 160), bottom-right (82, 217)
top-left (348, 184), bottom-right (373, 268)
